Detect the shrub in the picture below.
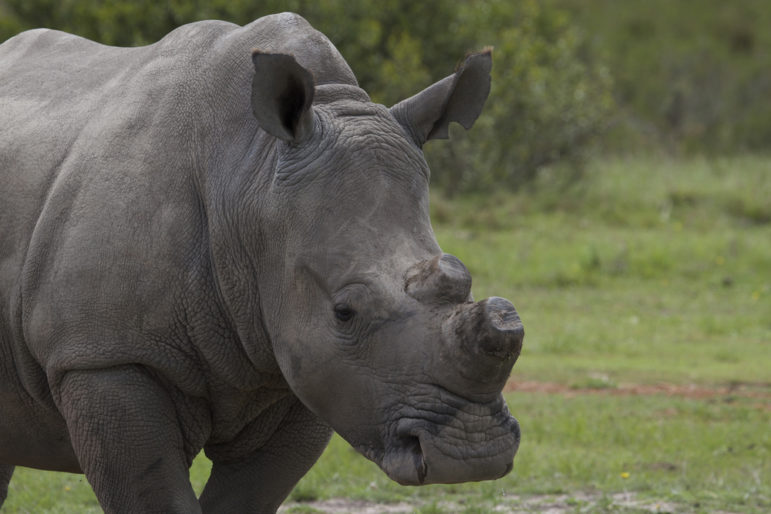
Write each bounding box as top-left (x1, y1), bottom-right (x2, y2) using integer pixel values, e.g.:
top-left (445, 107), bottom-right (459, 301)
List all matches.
top-left (426, 0), bottom-right (615, 193)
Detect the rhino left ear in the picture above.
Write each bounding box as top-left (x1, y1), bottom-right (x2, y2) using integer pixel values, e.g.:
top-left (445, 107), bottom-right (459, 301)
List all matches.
top-left (390, 49), bottom-right (492, 147)
top-left (251, 51), bottom-right (315, 143)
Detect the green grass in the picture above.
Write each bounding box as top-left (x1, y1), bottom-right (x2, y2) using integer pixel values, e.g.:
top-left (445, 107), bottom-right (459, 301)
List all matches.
top-left (3, 156), bottom-right (770, 512)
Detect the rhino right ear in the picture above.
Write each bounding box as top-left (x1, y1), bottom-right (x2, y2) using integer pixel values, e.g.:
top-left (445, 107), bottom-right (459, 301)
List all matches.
top-left (390, 50), bottom-right (492, 147)
top-left (251, 51), bottom-right (315, 143)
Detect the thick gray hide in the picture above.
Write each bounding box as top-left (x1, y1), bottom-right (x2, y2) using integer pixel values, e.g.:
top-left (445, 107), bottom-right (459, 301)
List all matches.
top-left (0, 13), bottom-right (524, 513)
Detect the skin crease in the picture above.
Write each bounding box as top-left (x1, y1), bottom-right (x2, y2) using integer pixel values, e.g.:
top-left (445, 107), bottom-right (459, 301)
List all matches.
top-left (0, 12), bottom-right (523, 514)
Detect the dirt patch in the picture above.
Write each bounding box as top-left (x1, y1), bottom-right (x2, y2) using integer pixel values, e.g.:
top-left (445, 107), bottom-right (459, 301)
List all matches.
top-left (279, 492), bottom-right (710, 513)
top-left (505, 380), bottom-right (771, 402)
top-left (279, 499), bottom-right (414, 513)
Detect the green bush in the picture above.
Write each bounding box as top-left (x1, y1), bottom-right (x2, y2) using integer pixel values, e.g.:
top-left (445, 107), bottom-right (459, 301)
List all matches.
top-left (554, 0), bottom-right (771, 155)
top-left (426, 0), bottom-right (614, 193)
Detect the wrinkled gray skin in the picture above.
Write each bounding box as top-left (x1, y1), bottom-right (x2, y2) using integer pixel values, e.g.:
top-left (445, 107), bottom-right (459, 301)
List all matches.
top-left (0, 13), bottom-right (524, 513)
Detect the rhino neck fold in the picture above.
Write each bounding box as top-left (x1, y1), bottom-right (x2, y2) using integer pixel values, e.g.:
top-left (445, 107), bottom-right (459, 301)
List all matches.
top-left (313, 84), bottom-right (371, 105)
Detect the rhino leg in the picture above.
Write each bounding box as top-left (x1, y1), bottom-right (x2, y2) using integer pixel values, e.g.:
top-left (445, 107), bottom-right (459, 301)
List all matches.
top-left (0, 464), bottom-right (14, 507)
top-left (199, 399), bottom-right (331, 514)
top-left (56, 366), bottom-right (200, 514)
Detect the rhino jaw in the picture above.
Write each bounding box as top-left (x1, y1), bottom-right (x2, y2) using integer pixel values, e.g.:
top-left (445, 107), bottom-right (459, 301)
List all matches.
top-left (375, 390), bottom-right (521, 486)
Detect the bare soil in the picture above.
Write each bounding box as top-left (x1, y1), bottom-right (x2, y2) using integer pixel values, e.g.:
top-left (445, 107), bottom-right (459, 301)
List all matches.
top-left (506, 380), bottom-right (771, 407)
top-left (279, 492), bottom-right (706, 513)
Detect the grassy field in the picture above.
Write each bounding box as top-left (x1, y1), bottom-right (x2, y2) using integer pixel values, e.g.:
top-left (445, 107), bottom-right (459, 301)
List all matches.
top-left (3, 157), bottom-right (770, 513)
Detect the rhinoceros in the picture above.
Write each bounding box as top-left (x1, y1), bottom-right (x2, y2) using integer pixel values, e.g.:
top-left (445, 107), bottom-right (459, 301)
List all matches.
top-left (0, 12), bottom-right (524, 513)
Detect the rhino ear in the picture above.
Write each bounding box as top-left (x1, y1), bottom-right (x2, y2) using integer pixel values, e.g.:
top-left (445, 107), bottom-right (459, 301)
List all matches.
top-left (390, 49), bottom-right (492, 147)
top-left (251, 51), bottom-right (315, 143)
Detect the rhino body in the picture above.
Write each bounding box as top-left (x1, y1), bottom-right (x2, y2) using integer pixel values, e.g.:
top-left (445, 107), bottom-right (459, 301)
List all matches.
top-left (0, 13), bottom-right (523, 512)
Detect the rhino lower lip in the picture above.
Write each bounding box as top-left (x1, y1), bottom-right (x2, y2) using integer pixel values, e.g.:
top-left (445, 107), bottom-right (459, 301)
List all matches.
top-left (376, 411), bottom-right (520, 485)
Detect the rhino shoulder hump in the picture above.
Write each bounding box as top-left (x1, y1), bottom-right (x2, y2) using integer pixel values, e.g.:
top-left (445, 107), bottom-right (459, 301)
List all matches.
top-left (239, 12), bottom-right (357, 86)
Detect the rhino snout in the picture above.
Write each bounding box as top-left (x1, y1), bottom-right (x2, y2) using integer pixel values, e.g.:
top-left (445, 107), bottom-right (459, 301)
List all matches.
top-left (381, 401), bottom-right (520, 485)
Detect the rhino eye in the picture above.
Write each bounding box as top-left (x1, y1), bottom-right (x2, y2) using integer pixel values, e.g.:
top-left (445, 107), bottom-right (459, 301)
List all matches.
top-left (334, 304), bottom-right (356, 322)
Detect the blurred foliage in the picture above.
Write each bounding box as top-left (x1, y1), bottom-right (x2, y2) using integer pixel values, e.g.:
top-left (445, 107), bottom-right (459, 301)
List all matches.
top-left (425, 0), bottom-right (614, 194)
top-left (1, 1), bottom-right (768, 192)
top-left (552, 0), bottom-right (771, 155)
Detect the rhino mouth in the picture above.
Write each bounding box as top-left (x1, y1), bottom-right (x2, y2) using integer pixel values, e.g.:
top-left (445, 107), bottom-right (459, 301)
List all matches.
top-left (381, 427), bottom-right (429, 485)
top-left (376, 387), bottom-right (520, 485)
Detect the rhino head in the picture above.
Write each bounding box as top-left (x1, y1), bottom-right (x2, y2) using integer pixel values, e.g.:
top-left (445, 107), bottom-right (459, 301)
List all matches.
top-left (247, 49), bottom-right (523, 485)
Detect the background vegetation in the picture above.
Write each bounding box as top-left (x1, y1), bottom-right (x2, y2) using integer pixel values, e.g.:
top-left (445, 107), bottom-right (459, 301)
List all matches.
top-left (1, 1), bottom-right (769, 512)
top-left (4, 0), bottom-right (769, 192)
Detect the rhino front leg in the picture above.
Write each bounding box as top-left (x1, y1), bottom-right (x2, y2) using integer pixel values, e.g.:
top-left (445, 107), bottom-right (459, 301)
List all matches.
top-left (199, 398), bottom-right (332, 514)
top-left (56, 366), bottom-right (201, 514)
top-left (0, 464), bottom-right (14, 507)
